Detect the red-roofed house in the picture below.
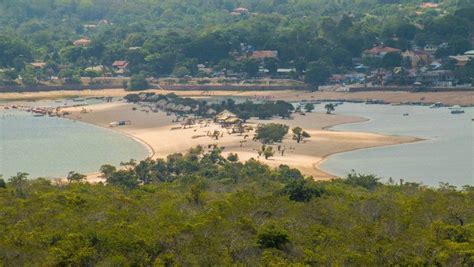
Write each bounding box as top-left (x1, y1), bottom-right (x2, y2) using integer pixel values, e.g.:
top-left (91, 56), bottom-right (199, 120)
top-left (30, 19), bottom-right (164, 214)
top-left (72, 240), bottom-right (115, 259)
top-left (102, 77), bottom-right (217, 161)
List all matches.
top-left (363, 46), bottom-right (401, 59)
top-left (30, 62), bottom-right (47, 69)
top-left (420, 2), bottom-right (439, 9)
top-left (73, 38), bottom-right (91, 47)
top-left (248, 50), bottom-right (278, 60)
top-left (231, 7), bottom-right (249, 16)
top-left (112, 60), bottom-right (129, 76)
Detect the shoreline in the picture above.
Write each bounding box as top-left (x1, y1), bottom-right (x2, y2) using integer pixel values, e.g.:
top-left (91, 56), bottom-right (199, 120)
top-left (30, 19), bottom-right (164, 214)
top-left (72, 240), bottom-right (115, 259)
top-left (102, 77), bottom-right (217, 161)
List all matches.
top-left (1, 88), bottom-right (474, 106)
top-left (314, 135), bottom-right (425, 178)
top-left (59, 101), bottom-right (420, 182)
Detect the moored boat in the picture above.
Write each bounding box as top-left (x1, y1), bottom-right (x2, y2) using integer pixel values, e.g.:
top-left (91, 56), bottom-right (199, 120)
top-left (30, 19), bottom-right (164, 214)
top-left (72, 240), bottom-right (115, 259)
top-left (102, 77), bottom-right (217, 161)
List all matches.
top-left (450, 109), bottom-right (465, 114)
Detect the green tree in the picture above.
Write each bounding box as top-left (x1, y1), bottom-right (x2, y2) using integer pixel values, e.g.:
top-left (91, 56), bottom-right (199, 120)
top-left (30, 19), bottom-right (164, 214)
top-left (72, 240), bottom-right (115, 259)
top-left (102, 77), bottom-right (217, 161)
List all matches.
top-left (128, 74), bottom-right (149, 91)
top-left (264, 58), bottom-right (278, 75)
top-left (106, 170), bottom-right (139, 189)
top-left (262, 146), bottom-right (275, 160)
top-left (66, 171), bottom-right (86, 184)
top-left (305, 61), bottom-right (330, 89)
top-left (382, 52), bottom-right (402, 68)
top-left (9, 172), bottom-right (29, 197)
top-left (257, 226), bottom-right (290, 250)
top-left (304, 103), bottom-right (315, 112)
top-left (242, 59), bottom-right (259, 77)
top-left (100, 164), bottom-right (117, 179)
top-left (345, 172), bottom-right (380, 190)
top-left (172, 66), bottom-right (190, 78)
top-left (227, 153), bottom-right (239, 162)
top-left (455, 60), bottom-right (474, 84)
top-left (292, 127), bottom-right (310, 143)
top-left (255, 123), bottom-right (289, 144)
top-left (324, 103), bottom-right (335, 114)
top-left (20, 67), bottom-right (37, 86)
top-left (281, 179), bottom-right (324, 202)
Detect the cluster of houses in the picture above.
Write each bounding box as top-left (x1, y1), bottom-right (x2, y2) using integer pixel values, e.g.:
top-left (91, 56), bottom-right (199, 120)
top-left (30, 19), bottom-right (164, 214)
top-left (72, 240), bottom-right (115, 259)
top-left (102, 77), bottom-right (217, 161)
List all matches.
top-left (26, 36), bottom-right (131, 81)
top-left (330, 45), bottom-right (474, 87)
top-left (25, 30), bottom-right (472, 88)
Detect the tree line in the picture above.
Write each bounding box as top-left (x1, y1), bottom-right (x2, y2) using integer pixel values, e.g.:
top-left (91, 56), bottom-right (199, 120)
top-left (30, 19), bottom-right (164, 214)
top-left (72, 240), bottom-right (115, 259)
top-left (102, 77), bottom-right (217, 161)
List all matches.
top-left (0, 147), bottom-right (472, 265)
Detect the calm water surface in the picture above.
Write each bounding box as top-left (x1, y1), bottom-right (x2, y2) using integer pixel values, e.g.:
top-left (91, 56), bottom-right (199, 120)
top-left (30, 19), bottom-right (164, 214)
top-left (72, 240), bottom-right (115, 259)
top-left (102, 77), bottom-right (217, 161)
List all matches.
top-left (318, 103), bottom-right (473, 187)
top-left (0, 107), bottom-right (149, 179)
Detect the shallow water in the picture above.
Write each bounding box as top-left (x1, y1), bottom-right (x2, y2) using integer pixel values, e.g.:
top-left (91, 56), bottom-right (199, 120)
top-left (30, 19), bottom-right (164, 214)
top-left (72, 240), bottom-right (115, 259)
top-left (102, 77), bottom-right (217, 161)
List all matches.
top-left (318, 103), bottom-right (473, 187)
top-left (0, 109), bottom-right (149, 179)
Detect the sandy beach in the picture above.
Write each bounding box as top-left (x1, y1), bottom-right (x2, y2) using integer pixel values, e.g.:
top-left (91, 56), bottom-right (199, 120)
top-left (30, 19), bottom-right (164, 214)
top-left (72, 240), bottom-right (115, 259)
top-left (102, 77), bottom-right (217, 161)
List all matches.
top-left (62, 101), bottom-right (420, 182)
top-left (1, 88), bottom-right (474, 105)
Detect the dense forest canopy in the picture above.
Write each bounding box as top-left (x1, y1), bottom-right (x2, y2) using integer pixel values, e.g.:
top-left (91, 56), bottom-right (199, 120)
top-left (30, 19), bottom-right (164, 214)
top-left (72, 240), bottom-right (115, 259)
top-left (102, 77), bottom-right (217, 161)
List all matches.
top-left (0, 148), bottom-right (473, 265)
top-left (0, 0), bottom-right (472, 81)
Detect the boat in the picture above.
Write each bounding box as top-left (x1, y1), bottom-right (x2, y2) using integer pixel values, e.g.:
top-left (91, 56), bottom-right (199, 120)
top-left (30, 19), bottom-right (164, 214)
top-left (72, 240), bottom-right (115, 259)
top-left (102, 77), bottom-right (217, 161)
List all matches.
top-left (430, 102), bottom-right (444, 108)
top-left (448, 105), bottom-right (461, 110)
top-left (450, 109), bottom-right (465, 114)
top-left (366, 99), bottom-right (385, 105)
top-left (72, 98), bottom-right (86, 102)
top-left (403, 113), bottom-right (409, 116)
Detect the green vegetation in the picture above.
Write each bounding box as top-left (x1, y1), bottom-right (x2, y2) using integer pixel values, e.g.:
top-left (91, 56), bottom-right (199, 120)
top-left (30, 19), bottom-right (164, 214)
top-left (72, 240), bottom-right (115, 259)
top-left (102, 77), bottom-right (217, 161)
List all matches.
top-left (292, 127), bottom-right (311, 143)
top-left (0, 148), bottom-right (473, 265)
top-left (255, 123), bottom-right (289, 144)
top-left (304, 103), bottom-right (315, 113)
top-left (0, 1), bottom-right (472, 86)
top-left (66, 171), bottom-right (86, 184)
top-left (325, 103), bottom-right (336, 114)
top-left (128, 74), bottom-right (149, 91)
top-left (258, 145), bottom-right (276, 160)
top-left (124, 92), bottom-right (295, 119)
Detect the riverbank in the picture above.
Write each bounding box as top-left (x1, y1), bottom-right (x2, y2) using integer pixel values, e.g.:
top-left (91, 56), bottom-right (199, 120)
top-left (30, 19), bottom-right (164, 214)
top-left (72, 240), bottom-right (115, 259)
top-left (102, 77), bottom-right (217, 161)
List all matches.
top-left (1, 88), bottom-right (473, 106)
top-left (62, 101), bottom-right (420, 182)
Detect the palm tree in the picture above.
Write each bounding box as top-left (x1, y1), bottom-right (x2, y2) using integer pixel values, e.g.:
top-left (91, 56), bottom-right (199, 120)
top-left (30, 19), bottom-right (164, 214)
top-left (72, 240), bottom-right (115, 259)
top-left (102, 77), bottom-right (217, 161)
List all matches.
top-left (325, 103), bottom-right (335, 114)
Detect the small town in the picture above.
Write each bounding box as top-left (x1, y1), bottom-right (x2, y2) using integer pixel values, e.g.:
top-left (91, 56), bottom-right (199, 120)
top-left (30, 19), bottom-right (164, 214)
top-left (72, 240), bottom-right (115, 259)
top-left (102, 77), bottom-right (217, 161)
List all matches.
top-left (1, 1), bottom-right (473, 266)
top-left (1, 3), bottom-right (472, 93)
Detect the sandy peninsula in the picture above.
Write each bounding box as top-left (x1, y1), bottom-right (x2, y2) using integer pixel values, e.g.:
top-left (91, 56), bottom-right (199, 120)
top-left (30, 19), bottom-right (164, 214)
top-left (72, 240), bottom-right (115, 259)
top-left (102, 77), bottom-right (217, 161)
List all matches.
top-left (1, 88), bottom-right (473, 106)
top-left (62, 101), bottom-right (420, 182)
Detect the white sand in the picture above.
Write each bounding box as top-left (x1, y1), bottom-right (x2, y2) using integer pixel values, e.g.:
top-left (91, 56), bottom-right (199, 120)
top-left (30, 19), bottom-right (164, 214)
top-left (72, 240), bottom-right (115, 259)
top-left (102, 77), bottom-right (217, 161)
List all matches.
top-left (62, 102), bottom-right (420, 182)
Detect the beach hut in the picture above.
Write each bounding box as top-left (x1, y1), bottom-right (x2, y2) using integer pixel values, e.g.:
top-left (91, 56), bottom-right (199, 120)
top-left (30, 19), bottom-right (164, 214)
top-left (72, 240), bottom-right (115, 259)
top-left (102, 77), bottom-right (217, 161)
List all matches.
top-left (215, 110), bottom-right (242, 127)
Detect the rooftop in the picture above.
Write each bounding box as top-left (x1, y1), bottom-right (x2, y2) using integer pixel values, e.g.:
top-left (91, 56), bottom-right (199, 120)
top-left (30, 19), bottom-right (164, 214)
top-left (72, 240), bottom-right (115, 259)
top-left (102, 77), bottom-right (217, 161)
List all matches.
top-left (112, 60), bottom-right (128, 68)
top-left (73, 38), bottom-right (91, 46)
top-left (30, 62), bottom-right (47, 69)
top-left (248, 50), bottom-right (278, 59)
top-left (364, 46), bottom-right (401, 54)
top-left (464, 50), bottom-right (474, 56)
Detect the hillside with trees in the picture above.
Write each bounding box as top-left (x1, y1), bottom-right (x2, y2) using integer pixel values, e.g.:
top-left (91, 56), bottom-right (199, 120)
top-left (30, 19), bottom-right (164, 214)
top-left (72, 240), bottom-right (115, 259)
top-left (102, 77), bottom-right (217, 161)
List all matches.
top-left (0, 0), bottom-right (472, 86)
top-left (0, 148), bottom-right (473, 266)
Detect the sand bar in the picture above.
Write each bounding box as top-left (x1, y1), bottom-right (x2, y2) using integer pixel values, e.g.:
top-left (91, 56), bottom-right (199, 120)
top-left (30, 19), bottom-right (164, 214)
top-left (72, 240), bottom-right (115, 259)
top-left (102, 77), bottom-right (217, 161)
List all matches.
top-left (62, 101), bottom-right (421, 181)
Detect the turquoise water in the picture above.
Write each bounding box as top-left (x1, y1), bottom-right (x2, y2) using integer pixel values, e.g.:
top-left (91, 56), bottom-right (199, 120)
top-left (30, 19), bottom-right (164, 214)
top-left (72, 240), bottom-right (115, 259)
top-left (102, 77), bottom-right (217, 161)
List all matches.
top-left (318, 103), bottom-right (473, 187)
top-left (0, 109), bottom-right (149, 179)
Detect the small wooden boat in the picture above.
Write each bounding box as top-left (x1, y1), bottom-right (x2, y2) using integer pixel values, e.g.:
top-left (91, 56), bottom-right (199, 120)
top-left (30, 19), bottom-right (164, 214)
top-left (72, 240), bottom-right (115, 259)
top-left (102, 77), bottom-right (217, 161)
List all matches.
top-left (451, 109), bottom-right (465, 114)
